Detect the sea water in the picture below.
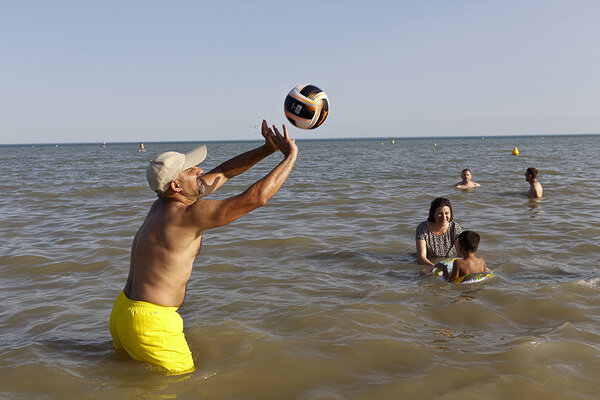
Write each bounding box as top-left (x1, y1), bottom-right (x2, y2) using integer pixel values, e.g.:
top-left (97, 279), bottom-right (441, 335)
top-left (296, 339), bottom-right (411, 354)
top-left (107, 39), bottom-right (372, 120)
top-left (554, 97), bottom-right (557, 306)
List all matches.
top-left (0, 135), bottom-right (599, 399)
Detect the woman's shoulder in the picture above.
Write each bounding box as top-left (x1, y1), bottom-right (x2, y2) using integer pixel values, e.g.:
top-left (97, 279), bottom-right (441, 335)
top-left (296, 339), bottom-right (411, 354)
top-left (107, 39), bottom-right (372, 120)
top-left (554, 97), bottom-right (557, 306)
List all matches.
top-left (416, 220), bottom-right (428, 230)
top-left (450, 220), bottom-right (463, 235)
top-left (416, 221), bottom-right (430, 237)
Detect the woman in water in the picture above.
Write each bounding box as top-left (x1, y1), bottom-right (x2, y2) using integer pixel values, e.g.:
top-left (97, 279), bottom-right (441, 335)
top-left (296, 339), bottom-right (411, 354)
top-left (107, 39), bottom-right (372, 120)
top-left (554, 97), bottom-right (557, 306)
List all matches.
top-left (415, 197), bottom-right (462, 266)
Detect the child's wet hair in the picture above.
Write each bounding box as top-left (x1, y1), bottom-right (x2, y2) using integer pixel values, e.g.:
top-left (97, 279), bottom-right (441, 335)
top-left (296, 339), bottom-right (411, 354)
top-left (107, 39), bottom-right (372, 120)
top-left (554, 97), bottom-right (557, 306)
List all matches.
top-left (458, 231), bottom-right (480, 253)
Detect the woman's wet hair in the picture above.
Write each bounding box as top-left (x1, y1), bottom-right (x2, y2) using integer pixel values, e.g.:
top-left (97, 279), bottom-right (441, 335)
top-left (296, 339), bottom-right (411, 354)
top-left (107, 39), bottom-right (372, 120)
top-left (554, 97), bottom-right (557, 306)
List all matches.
top-left (427, 198), bottom-right (453, 222)
top-left (458, 230), bottom-right (480, 253)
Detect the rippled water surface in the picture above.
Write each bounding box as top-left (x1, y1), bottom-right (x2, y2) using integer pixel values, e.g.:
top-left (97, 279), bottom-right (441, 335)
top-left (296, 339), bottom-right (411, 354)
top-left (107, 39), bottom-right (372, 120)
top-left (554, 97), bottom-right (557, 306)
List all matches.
top-left (1, 135), bottom-right (599, 399)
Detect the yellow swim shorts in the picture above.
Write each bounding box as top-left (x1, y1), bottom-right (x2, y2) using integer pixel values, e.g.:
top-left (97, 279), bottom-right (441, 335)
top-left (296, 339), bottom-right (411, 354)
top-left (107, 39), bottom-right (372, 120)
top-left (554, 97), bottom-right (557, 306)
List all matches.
top-left (109, 291), bottom-right (195, 374)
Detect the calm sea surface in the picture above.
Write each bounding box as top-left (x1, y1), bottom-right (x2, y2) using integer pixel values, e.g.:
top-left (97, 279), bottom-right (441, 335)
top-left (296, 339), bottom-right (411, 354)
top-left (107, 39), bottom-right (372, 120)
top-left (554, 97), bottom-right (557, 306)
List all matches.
top-left (1, 135), bottom-right (599, 399)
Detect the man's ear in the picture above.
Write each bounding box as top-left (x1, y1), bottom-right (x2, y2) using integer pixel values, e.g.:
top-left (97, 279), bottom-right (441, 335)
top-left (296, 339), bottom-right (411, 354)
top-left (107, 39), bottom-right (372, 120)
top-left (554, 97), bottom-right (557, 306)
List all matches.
top-left (170, 179), bottom-right (182, 193)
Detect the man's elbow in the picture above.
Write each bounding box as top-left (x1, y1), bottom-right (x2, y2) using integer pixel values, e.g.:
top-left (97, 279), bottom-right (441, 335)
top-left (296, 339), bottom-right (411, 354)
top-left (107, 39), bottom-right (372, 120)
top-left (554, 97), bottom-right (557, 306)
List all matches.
top-left (249, 196), bottom-right (268, 209)
top-left (236, 182), bottom-right (277, 212)
top-left (247, 190), bottom-right (270, 209)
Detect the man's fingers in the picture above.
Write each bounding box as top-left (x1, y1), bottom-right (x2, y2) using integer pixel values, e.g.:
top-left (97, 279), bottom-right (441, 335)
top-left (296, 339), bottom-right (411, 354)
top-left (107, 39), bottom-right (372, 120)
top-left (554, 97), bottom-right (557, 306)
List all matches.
top-left (261, 120), bottom-right (268, 136)
top-left (282, 124), bottom-right (289, 139)
top-left (262, 120), bottom-right (278, 143)
top-left (267, 124), bottom-right (295, 154)
top-left (272, 124), bottom-right (283, 138)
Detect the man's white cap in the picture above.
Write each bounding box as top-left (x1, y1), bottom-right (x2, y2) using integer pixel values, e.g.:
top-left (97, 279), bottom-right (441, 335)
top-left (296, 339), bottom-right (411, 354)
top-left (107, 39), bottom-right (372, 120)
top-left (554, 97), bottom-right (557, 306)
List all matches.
top-left (146, 144), bottom-right (207, 193)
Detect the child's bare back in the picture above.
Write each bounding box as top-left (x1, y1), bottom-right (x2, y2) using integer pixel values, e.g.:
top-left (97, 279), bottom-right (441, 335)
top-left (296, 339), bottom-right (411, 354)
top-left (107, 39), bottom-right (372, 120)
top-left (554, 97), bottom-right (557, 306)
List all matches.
top-left (450, 255), bottom-right (487, 281)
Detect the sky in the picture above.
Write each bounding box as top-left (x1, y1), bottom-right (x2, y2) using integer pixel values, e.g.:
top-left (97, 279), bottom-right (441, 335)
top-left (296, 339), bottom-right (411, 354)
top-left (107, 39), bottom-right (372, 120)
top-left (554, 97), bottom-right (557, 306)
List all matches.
top-left (1, 0), bottom-right (599, 144)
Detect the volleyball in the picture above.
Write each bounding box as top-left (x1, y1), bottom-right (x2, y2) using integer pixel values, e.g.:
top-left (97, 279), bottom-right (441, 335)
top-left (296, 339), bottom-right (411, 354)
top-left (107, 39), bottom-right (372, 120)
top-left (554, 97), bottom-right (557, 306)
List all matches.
top-left (284, 84), bottom-right (329, 129)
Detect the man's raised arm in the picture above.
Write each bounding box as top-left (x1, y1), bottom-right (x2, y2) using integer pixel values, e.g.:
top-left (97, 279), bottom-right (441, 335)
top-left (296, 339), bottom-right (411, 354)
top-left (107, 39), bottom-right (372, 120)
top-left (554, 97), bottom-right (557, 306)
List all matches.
top-left (199, 120), bottom-right (278, 196)
top-left (189, 123), bottom-right (298, 231)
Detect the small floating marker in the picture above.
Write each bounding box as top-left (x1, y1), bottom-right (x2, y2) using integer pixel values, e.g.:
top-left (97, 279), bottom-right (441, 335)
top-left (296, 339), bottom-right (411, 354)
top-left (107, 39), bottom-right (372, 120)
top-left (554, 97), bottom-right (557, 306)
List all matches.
top-left (381, 142), bottom-right (384, 145)
top-left (512, 147), bottom-right (519, 156)
top-left (392, 140), bottom-right (395, 144)
top-left (434, 143), bottom-right (437, 147)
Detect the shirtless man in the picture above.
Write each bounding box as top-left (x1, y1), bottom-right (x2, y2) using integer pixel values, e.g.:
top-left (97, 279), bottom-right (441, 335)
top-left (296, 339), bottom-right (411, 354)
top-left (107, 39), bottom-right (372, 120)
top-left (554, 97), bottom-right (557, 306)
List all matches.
top-left (109, 120), bottom-right (298, 374)
top-left (454, 168), bottom-right (480, 189)
top-left (525, 167), bottom-right (543, 198)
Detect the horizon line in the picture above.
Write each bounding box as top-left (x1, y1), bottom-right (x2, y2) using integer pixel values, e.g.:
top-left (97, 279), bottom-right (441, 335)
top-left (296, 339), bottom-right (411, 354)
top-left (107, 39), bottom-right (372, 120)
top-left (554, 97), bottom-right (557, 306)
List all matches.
top-left (1, 132), bottom-right (598, 146)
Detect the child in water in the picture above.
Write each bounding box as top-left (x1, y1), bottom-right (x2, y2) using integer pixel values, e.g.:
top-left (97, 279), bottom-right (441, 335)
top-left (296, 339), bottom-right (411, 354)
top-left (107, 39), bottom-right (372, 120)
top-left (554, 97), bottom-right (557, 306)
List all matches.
top-left (438, 230), bottom-right (488, 281)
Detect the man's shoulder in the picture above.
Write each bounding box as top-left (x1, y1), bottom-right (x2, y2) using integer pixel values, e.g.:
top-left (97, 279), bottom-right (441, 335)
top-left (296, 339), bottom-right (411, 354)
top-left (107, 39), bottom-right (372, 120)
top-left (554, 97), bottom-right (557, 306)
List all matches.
top-left (528, 182), bottom-right (543, 198)
top-left (148, 198), bottom-right (195, 222)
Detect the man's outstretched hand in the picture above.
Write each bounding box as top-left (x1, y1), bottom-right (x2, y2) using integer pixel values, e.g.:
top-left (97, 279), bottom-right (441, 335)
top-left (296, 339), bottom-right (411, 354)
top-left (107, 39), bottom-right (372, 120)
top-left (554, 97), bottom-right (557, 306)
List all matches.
top-left (262, 120), bottom-right (297, 157)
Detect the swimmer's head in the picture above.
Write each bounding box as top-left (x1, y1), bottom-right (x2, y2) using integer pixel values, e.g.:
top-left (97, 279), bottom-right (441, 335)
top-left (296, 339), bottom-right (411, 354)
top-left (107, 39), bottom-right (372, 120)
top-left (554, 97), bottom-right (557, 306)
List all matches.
top-left (525, 167), bottom-right (538, 179)
top-left (461, 169), bottom-right (472, 181)
top-left (457, 230), bottom-right (480, 253)
top-left (427, 198), bottom-right (454, 223)
top-left (146, 145), bottom-right (207, 194)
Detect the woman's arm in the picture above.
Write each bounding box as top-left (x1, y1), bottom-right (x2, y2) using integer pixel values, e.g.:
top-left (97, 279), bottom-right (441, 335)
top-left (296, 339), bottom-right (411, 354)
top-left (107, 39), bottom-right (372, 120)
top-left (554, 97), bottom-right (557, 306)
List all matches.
top-left (416, 239), bottom-right (433, 266)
